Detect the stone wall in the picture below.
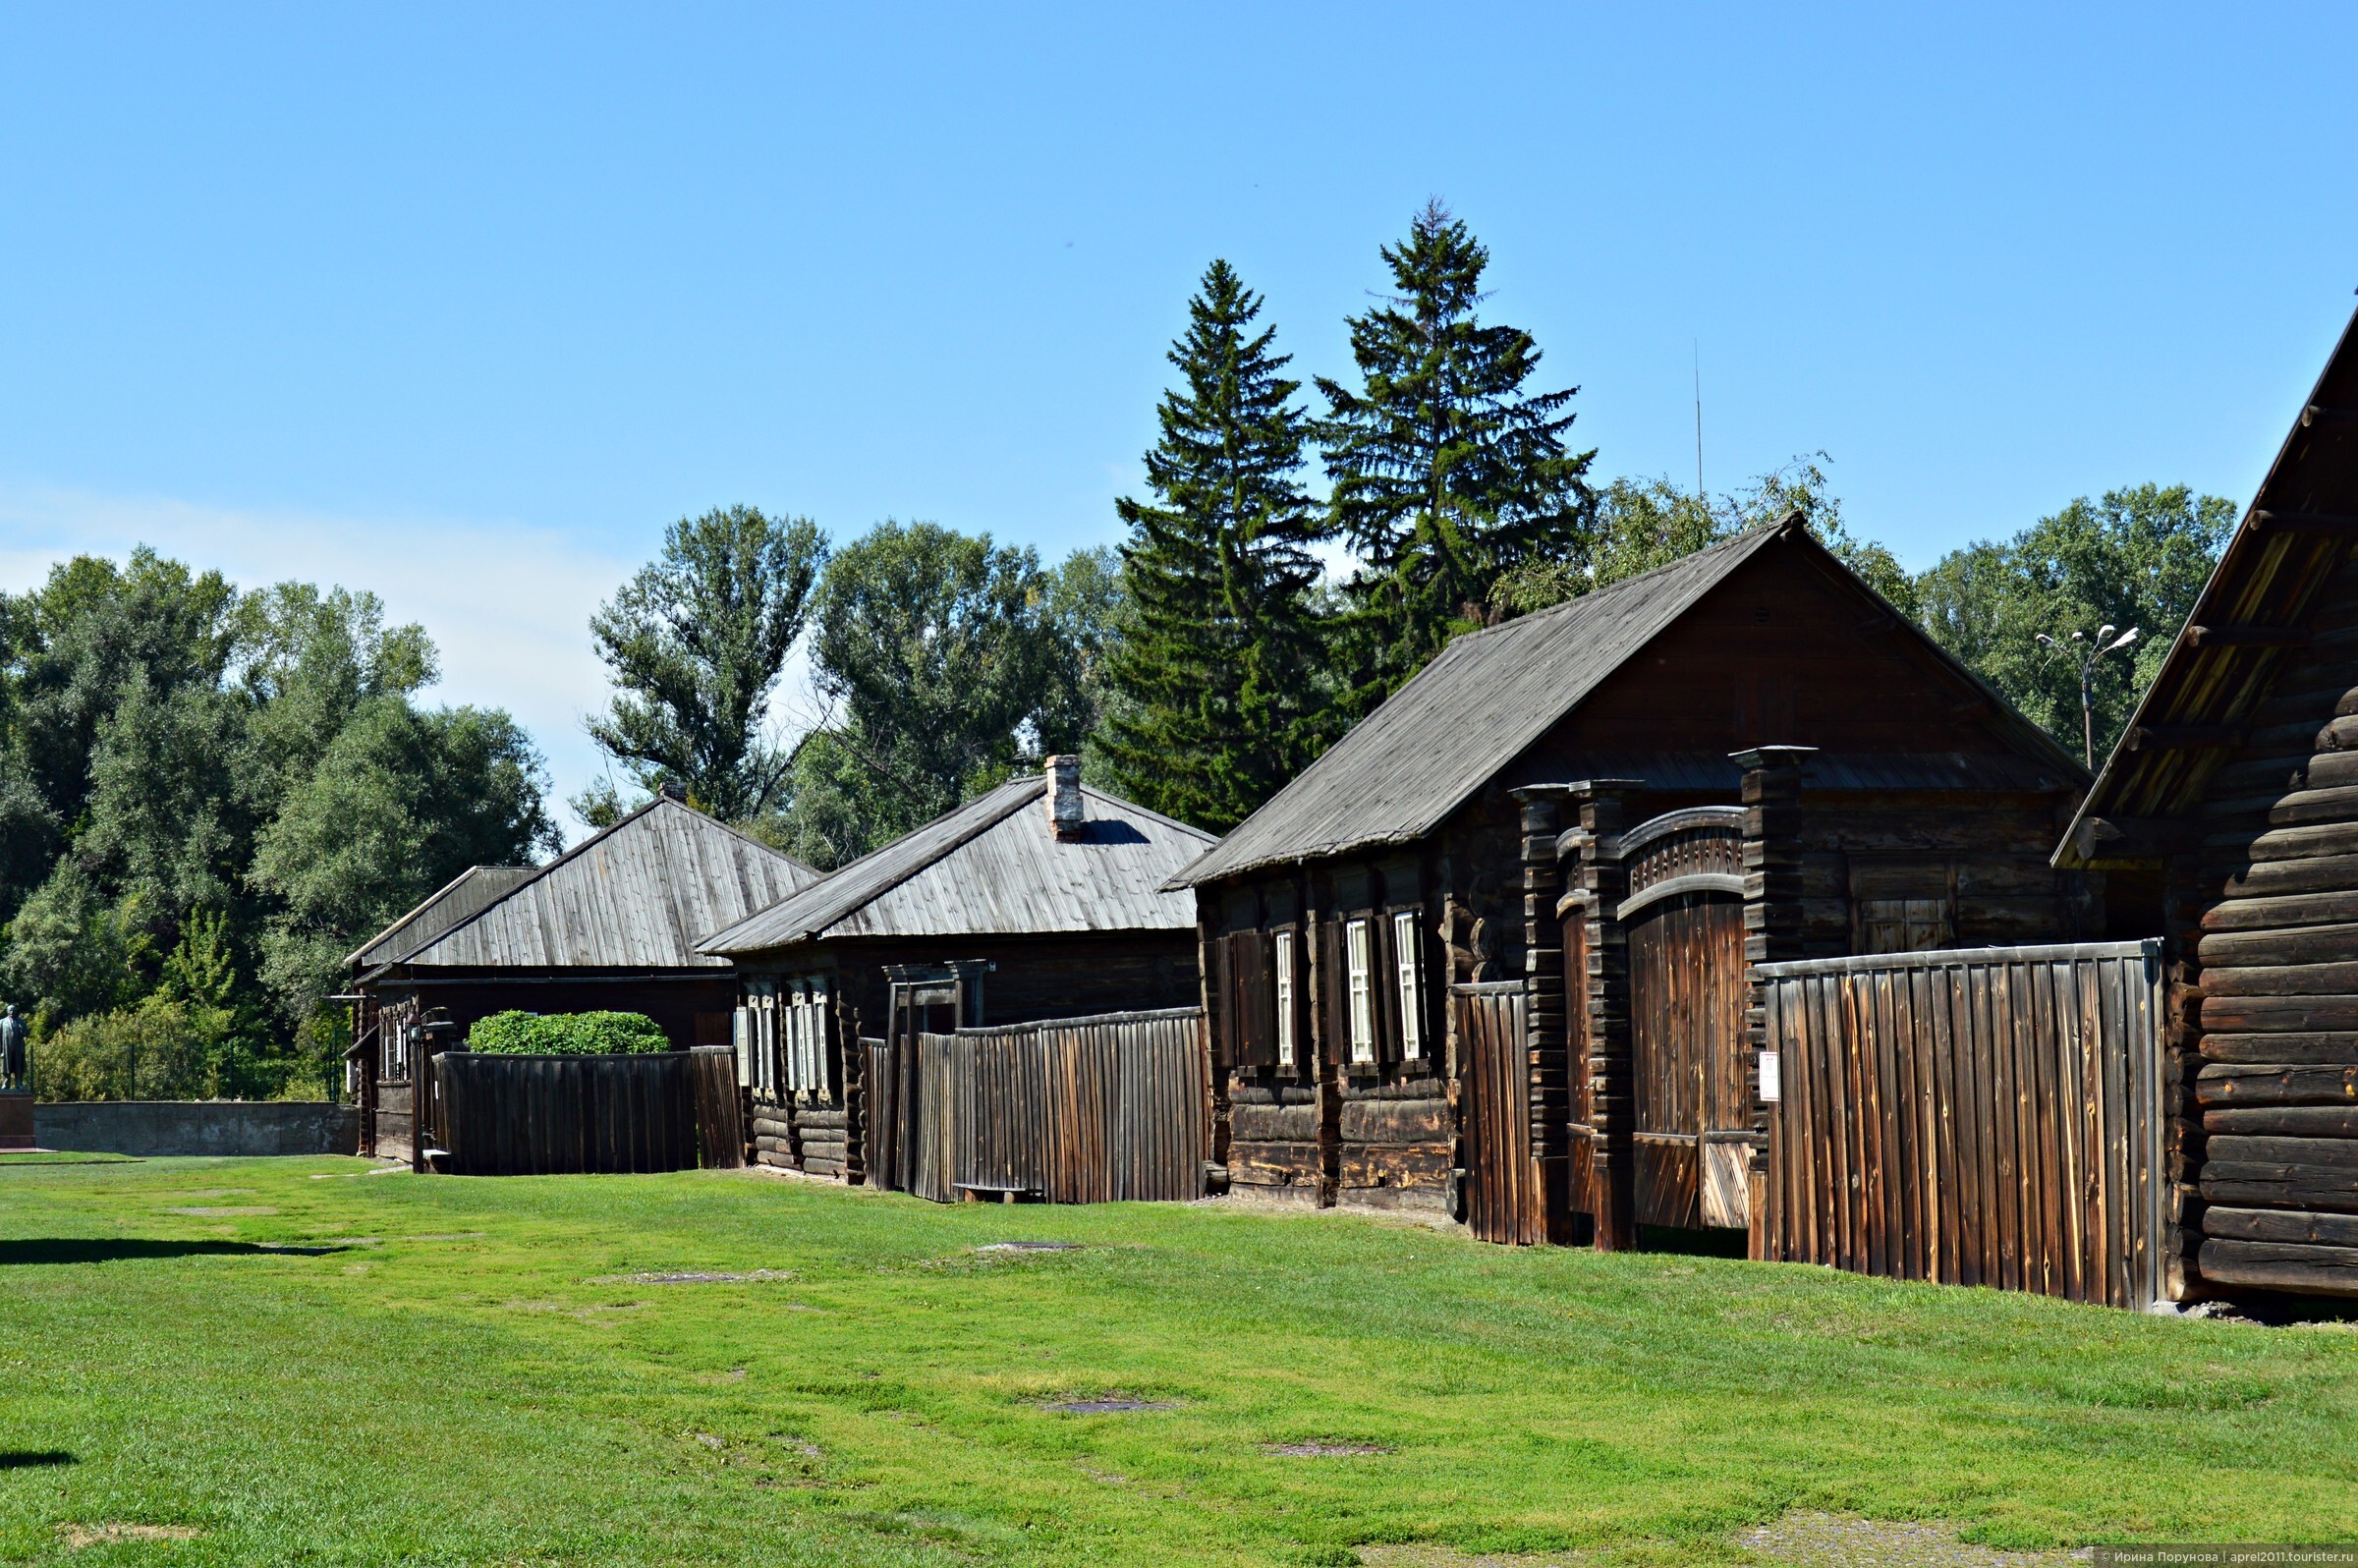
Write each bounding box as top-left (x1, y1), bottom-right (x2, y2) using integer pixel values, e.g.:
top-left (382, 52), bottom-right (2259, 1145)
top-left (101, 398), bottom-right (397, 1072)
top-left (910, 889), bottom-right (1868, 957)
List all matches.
top-left (33, 1100), bottom-right (360, 1157)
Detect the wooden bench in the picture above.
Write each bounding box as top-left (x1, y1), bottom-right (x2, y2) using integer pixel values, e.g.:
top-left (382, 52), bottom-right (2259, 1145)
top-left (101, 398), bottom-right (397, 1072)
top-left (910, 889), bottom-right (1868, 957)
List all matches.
top-left (954, 1182), bottom-right (1041, 1204)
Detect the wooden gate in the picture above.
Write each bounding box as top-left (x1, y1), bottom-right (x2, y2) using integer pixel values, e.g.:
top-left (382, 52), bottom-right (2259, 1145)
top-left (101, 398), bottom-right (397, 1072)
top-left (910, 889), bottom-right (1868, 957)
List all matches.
top-left (1457, 981), bottom-right (1543, 1243)
top-left (1620, 806), bottom-right (1754, 1230)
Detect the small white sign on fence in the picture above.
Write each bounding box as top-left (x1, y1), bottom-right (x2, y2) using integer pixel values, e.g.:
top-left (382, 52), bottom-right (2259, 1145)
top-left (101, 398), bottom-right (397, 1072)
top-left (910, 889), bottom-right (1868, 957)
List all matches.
top-left (1758, 1049), bottom-right (1781, 1103)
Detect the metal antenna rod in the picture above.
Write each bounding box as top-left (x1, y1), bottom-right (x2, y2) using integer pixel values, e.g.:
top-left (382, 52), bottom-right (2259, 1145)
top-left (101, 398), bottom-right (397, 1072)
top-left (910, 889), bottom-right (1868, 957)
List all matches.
top-left (1693, 341), bottom-right (1704, 500)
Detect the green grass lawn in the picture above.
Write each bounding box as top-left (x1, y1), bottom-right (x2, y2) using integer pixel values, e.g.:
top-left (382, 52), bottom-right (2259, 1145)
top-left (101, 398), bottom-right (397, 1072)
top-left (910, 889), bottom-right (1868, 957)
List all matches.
top-left (2, 1157), bottom-right (2354, 1567)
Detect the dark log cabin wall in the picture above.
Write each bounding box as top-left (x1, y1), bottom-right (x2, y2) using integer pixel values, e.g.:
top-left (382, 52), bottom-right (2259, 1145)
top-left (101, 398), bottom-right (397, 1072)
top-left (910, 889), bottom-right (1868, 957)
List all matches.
top-left (735, 931), bottom-right (1201, 1180)
top-left (2179, 560), bottom-right (2358, 1295)
top-left (1204, 527), bottom-right (2097, 1225)
top-left (1207, 824), bottom-right (1519, 1213)
top-left (2052, 308), bottom-right (2358, 1300)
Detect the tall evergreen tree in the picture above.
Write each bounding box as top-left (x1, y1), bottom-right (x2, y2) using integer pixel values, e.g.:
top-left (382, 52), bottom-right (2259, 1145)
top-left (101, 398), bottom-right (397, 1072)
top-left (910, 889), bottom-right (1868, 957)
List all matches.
top-left (1098, 259), bottom-right (1332, 832)
top-left (1316, 201), bottom-right (1594, 712)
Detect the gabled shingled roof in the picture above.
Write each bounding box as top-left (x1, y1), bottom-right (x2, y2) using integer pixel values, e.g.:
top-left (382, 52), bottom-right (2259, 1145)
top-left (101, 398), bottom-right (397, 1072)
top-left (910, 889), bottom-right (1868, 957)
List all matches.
top-left (697, 774), bottom-right (1213, 955)
top-left (1169, 525), bottom-right (1778, 886)
top-left (2056, 305), bottom-right (2358, 867)
top-left (365, 796), bottom-right (817, 973)
top-left (347, 865), bottom-right (539, 968)
top-left (1172, 517), bottom-right (2083, 887)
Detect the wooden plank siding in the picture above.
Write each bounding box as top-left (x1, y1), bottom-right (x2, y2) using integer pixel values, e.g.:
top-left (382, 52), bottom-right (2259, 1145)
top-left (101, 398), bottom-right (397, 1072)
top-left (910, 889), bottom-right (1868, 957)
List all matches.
top-left (1757, 942), bottom-right (2163, 1309)
top-left (863, 1009), bottom-right (1207, 1204)
top-left (423, 1046), bottom-right (746, 1176)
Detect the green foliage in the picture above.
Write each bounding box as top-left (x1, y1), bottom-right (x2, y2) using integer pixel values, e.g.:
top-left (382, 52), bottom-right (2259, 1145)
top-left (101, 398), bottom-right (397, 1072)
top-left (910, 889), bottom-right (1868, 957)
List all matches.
top-left (586, 505), bottom-right (826, 822)
top-left (1488, 457), bottom-right (1913, 620)
top-left (250, 699), bottom-right (555, 1028)
top-left (465, 1009), bottom-right (672, 1055)
top-left (0, 547), bottom-right (555, 1085)
top-left (1316, 201), bottom-right (1595, 712)
top-left (1916, 483), bottom-right (2234, 763)
top-left (28, 988), bottom-right (285, 1101)
top-left (768, 522), bottom-right (1109, 867)
top-left (1098, 260), bottom-right (1337, 832)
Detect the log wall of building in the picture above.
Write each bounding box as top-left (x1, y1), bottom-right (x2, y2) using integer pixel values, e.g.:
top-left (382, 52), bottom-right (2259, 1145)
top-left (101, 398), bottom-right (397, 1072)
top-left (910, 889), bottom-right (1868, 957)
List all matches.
top-left (2184, 568), bottom-right (2358, 1296)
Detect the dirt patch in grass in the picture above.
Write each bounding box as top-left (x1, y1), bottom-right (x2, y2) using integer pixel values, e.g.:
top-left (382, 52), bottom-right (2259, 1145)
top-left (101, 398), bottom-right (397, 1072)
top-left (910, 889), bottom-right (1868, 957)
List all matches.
top-left (1739, 1514), bottom-right (2082, 1565)
top-left (1041, 1398), bottom-right (1177, 1414)
top-left (975, 1242), bottom-right (1080, 1253)
top-left (603, 1269), bottom-right (798, 1284)
top-left (167, 1205), bottom-right (276, 1216)
top-left (58, 1523), bottom-right (203, 1548)
top-left (1263, 1441), bottom-right (1391, 1457)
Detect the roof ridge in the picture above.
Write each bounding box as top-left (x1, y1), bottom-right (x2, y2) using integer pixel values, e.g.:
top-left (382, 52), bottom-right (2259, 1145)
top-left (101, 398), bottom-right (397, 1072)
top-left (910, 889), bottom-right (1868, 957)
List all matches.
top-left (344, 864), bottom-right (536, 968)
top-left (700, 776), bottom-right (1044, 951)
top-left (1454, 516), bottom-right (1792, 644)
top-left (1077, 782), bottom-right (1218, 844)
top-left (1171, 521), bottom-right (1793, 886)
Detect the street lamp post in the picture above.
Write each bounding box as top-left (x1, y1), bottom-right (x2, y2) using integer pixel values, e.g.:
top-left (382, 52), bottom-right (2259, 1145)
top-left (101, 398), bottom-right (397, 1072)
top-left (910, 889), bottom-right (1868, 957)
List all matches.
top-left (2037, 624), bottom-right (2141, 769)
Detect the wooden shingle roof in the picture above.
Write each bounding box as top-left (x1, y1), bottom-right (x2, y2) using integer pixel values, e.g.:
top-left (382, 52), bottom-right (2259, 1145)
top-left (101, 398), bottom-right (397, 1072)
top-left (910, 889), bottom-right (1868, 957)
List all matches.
top-left (697, 775), bottom-right (1213, 955)
top-left (347, 865), bottom-right (539, 968)
top-left (2056, 306), bottom-right (2358, 868)
top-left (1173, 517), bottom-right (2081, 887)
top-left (373, 797), bottom-right (817, 972)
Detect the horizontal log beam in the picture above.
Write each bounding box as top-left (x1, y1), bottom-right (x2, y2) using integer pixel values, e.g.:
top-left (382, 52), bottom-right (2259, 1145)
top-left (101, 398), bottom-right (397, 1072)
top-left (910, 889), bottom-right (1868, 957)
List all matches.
top-left (2302, 404), bottom-right (2358, 429)
top-left (2188, 623), bottom-right (2311, 648)
top-left (2203, 1205), bottom-right (2358, 1246)
top-left (2199, 1237), bottom-right (2358, 1295)
top-left (2204, 1104), bottom-right (2358, 1136)
top-left (2252, 508), bottom-right (2358, 536)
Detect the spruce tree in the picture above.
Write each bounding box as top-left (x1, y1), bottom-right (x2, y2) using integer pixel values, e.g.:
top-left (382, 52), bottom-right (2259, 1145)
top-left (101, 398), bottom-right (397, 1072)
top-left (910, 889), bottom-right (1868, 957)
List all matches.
top-left (1316, 201), bottom-right (1594, 712)
top-left (1098, 260), bottom-right (1332, 832)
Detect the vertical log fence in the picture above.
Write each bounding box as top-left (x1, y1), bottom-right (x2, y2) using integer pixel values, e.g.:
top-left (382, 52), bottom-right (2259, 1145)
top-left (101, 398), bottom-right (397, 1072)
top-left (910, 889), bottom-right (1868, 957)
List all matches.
top-left (866, 1007), bottom-right (1207, 1204)
top-left (424, 1046), bottom-right (746, 1176)
top-left (1758, 940), bottom-right (2164, 1309)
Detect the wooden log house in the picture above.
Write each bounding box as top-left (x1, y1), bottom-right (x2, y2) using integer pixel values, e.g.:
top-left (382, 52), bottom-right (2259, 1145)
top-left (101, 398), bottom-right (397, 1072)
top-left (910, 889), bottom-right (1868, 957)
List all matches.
top-left (347, 792), bottom-right (815, 1161)
top-left (697, 757), bottom-right (1211, 1183)
top-left (2055, 306), bottom-right (2358, 1301)
top-left (1170, 517), bottom-right (2105, 1233)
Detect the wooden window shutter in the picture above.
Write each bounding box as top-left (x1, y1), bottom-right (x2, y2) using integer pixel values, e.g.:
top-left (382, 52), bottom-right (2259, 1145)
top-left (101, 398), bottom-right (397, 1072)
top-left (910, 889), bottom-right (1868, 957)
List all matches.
top-left (1243, 930), bottom-right (1278, 1069)
top-left (1344, 916), bottom-right (1378, 1068)
top-left (1273, 930), bottom-right (1299, 1076)
top-left (1319, 917), bottom-right (1350, 1073)
top-left (1207, 930), bottom-right (1234, 1075)
top-left (1391, 908), bottom-right (1427, 1061)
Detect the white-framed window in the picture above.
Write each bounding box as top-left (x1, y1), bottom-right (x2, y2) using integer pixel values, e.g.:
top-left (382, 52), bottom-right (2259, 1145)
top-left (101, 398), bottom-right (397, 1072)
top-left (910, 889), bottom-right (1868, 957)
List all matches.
top-left (1392, 909), bottom-right (1425, 1059)
top-left (1273, 931), bottom-right (1297, 1069)
top-left (1345, 917), bottom-right (1376, 1065)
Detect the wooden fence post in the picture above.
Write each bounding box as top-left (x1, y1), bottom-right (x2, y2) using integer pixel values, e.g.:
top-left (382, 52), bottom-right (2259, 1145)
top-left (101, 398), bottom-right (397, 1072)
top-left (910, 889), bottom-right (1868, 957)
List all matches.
top-left (1736, 746), bottom-right (1814, 1260)
top-left (1512, 787), bottom-right (1572, 1240)
top-left (1572, 779), bottom-right (1643, 1252)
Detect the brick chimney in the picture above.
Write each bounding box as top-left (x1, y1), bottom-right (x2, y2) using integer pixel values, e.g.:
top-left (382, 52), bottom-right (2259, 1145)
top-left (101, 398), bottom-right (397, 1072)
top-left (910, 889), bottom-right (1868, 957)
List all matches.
top-left (1045, 756), bottom-right (1085, 840)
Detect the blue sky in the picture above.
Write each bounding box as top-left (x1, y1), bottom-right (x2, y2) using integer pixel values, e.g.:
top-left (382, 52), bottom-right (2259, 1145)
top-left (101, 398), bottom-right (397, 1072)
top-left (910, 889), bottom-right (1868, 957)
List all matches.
top-left (4, 3), bottom-right (2355, 825)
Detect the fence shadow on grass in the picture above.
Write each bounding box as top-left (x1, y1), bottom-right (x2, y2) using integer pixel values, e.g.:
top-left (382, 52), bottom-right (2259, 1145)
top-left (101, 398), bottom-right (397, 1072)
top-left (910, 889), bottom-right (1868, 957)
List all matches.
top-left (0, 1239), bottom-right (355, 1265)
top-left (1636, 1225), bottom-right (1751, 1260)
top-left (0, 1451), bottom-right (75, 1470)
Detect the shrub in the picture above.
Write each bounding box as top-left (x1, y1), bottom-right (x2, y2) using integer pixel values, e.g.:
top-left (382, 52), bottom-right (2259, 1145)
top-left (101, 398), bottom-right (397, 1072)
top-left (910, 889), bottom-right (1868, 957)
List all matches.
top-left (34, 998), bottom-right (210, 1101)
top-left (465, 1010), bottom-right (672, 1056)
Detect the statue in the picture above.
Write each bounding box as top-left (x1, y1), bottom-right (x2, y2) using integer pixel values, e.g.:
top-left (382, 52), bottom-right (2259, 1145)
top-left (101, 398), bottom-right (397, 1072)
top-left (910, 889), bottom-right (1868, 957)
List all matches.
top-left (0, 1002), bottom-right (27, 1093)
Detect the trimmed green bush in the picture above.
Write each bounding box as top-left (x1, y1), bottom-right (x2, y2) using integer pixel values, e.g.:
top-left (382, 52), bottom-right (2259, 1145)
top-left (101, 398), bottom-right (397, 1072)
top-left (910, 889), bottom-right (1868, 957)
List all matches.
top-left (465, 1010), bottom-right (673, 1056)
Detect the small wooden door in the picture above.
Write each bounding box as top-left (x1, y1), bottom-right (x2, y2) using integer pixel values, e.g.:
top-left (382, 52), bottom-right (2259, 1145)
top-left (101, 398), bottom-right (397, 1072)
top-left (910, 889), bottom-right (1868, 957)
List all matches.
top-left (1456, 982), bottom-right (1541, 1244)
top-left (1621, 808), bottom-right (1753, 1231)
